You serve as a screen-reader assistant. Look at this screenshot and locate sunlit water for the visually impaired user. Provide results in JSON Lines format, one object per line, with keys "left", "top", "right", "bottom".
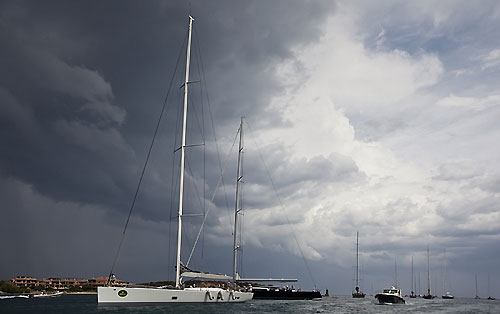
{"left": 1, "top": 294, "right": 499, "bottom": 313}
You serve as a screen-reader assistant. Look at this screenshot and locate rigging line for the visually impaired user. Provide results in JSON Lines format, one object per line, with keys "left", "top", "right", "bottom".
{"left": 201, "top": 58, "right": 206, "bottom": 269}
{"left": 243, "top": 117, "right": 318, "bottom": 288}
{"left": 168, "top": 69, "right": 185, "bottom": 281}
{"left": 238, "top": 132, "right": 245, "bottom": 277}
{"left": 173, "top": 86, "right": 184, "bottom": 150}
{"left": 193, "top": 26, "right": 233, "bottom": 233}
{"left": 180, "top": 161, "right": 196, "bottom": 265}
{"left": 187, "top": 92, "right": 206, "bottom": 143}
{"left": 186, "top": 38, "right": 205, "bottom": 143}
{"left": 239, "top": 189, "right": 245, "bottom": 277}
{"left": 168, "top": 153, "right": 182, "bottom": 277}
{"left": 185, "top": 156, "right": 205, "bottom": 217}
{"left": 191, "top": 34, "right": 207, "bottom": 266}
{"left": 182, "top": 220, "right": 195, "bottom": 269}
{"left": 107, "top": 29, "right": 188, "bottom": 282}
{"left": 186, "top": 126, "right": 240, "bottom": 266}
{"left": 182, "top": 161, "right": 201, "bottom": 256}
{"left": 188, "top": 33, "right": 209, "bottom": 268}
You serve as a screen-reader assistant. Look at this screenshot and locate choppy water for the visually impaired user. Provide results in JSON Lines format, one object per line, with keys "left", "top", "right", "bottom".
{"left": 1, "top": 294, "right": 499, "bottom": 313}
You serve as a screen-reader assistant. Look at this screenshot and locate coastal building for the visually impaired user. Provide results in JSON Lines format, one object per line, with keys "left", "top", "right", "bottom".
{"left": 10, "top": 276, "right": 129, "bottom": 289}
{"left": 12, "top": 276, "right": 38, "bottom": 287}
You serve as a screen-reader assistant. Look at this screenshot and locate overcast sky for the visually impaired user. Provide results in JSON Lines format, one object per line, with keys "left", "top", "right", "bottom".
{"left": 2, "top": 0, "right": 500, "bottom": 297}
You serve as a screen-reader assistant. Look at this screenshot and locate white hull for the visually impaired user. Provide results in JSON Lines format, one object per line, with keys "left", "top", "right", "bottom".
{"left": 98, "top": 286, "right": 253, "bottom": 304}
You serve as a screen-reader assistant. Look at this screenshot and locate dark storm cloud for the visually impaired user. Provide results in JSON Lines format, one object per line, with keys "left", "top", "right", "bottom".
{"left": 0, "top": 0, "right": 334, "bottom": 210}
{"left": 183, "top": 0, "right": 336, "bottom": 130}
{"left": 0, "top": 1, "right": 140, "bottom": 213}
{"left": 0, "top": 0, "right": 335, "bottom": 282}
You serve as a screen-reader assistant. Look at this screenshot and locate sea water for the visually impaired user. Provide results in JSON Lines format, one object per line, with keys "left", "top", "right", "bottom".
{"left": 1, "top": 294, "right": 499, "bottom": 313}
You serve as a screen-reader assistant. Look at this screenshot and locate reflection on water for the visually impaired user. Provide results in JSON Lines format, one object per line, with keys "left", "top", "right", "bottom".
{"left": 1, "top": 294, "right": 499, "bottom": 314}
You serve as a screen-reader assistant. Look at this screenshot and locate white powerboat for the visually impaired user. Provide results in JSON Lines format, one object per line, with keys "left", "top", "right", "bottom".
{"left": 375, "top": 286, "right": 405, "bottom": 304}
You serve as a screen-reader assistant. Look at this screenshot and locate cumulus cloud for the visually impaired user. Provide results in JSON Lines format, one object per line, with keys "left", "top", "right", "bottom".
{"left": 230, "top": 4, "right": 445, "bottom": 266}
{"left": 480, "top": 48, "right": 500, "bottom": 70}
{"left": 227, "top": 5, "right": 500, "bottom": 295}
{"left": 437, "top": 93, "right": 500, "bottom": 112}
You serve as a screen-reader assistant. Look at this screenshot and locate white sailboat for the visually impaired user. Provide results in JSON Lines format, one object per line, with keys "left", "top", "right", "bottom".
{"left": 423, "top": 246, "right": 435, "bottom": 299}
{"left": 409, "top": 256, "right": 416, "bottom": 298}
{"left": 475, "top": 273, "right": 480, "bottom": 299}
{"left": 98, "top": 16, "right": 253, "bottom": 304}
{"left": 352, "top": 231, "right": 365, "bottom": 298}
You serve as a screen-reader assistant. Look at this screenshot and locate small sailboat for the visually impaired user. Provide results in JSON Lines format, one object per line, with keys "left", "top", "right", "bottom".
{"left": 474, "top": 273, "right": 480, "bottom": 299}
{"left": 441, "top": 249, "right": 454, "bottom": 299}
{"left": 409, "top": 256, "right": 416, "bottom": 298}
{"left": 423, "top": 247, "right": 435, "bottom": 299}
{"left": 97, "top": 16, "right": 253, "bottom": 304}
{"left": 352, "top": 231, "right": 365, "bottom": 298}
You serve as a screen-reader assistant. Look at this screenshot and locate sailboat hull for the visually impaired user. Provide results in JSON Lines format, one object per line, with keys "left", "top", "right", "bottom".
{"left": 251, "top": 288, "right": 321, "bottom": 300}
{"left": 98, "top": 286, "right": 253, "bottom": 304}
{"left": 352, "top": 292, "right": 365, "bottom": 298}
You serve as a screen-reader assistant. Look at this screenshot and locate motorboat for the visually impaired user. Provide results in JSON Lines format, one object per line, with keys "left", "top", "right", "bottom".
{"left": 441, "top": 291, "right": 454, "bottom": 299}
{"left": 33, "top": 291, "right": 63, "bottom": 298}
{"left": 375, "top": 286, "right": 405, "bottom": 304}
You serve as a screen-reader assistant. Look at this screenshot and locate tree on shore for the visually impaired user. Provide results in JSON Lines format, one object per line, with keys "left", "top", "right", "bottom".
{"left": 0, "top": 280, "right": 21, "bottom": 294}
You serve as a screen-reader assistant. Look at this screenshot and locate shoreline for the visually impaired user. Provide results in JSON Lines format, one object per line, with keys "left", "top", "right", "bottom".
{"left": 0, "top": 291, "right": 97, "bottom": 296}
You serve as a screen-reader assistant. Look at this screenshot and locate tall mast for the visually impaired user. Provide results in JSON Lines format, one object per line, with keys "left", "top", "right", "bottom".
{"left": 418, "top": 271, "right": 421, "bottom": 295}
{"left": 475, "top": 273, "right": 479, "bottom": 297}
{"left": 443, "top": 248, "right": 447, "bottom": 293}
{"left": 411, "top": 256, "right": 414, "bottom": 295}
{"left": 175, "top": 15, "right": 194, "bottom": 288}
{"left": 355, "top": 231, "right": 359, "bottom": 289}
{"left": 488, "top": 273, "right": 491, "bottom": 297}
{"left": 233, "top": 117, "right": 244, "bottom": 288}
{"left": 395, "top": 257, "right": 398, "bottom": 288}
{"left": 427, "top": 246, "right": 431, "bottom": 296}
